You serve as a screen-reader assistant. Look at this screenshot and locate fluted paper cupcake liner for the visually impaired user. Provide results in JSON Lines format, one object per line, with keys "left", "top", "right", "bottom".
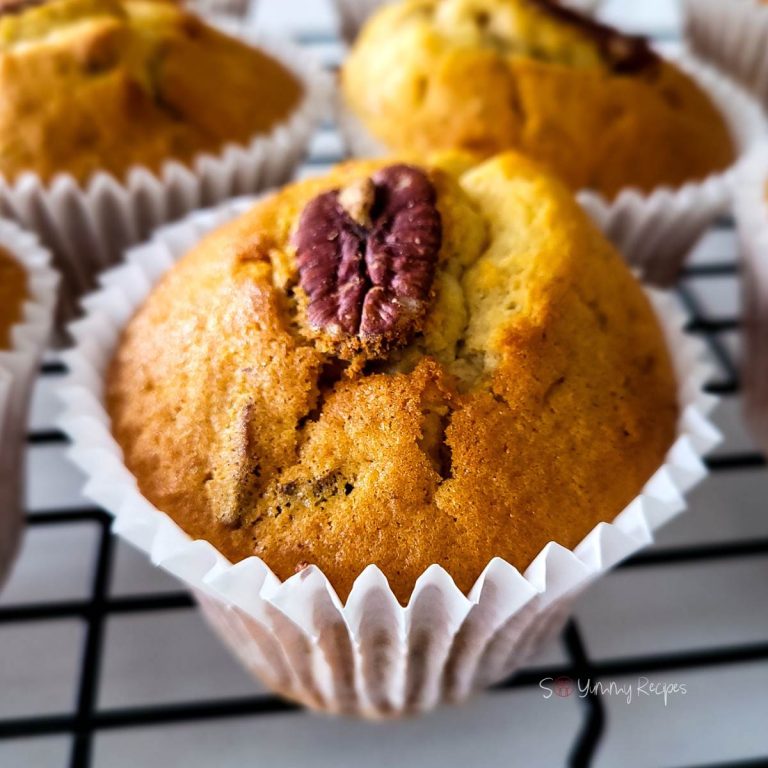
{"left": 0, "top": 33, "right": 332, "bottom": 329}
{"left": 58, "top": 198, "right": 720, "bottom": 717}
{"left": 339, "top": 51, "right": 766, "bottom": 286}
{"left": 332, "top": 0, "right": 604, "bottom": 44}
{"left": 734, "top": 142, "right": 768, "bottom": 453}
{"left": 187, "top": 0, "right": 253, "bottom": 22}
{"left": 0, "top": 221, "right": 59, "bottom": 588}
{"left": 684, "top": 0, "right": 768, "bottom": 109}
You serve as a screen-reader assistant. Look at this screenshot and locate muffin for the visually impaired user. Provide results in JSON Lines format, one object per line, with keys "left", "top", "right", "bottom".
{"left": 0, "top": 245, "right": 26, "bottom": 582}
{"left": 0, "top": 224, "right": 58, "bottom": 588}
{"left": 341, "top": 0, "right": 734, "bottom": 201}
{"left": 106, "top": 153, "right": 679, "bottom": 604}
{"left": 0, "top": 0, "right": 300, "bottom": 183}
{"left": 0, "top": 246, "right": 26, "bottom": 347}
{"left": 684, "top": 0, "right": 768, "bottom": 109}
{"left": 0, "top": 0, "right": 329, "bottom": 323}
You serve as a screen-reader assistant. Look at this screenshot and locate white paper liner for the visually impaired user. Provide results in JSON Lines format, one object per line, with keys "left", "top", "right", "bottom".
{"left": 0, "top": 221, "right": 59, "bottom": 588}
{"left": 332, "top": 0, "right": 604, "bottom": 44}
{"left": 332, "top": 0, "right": 390, "bottom": 43}
{"left": 683, "top": 0, "right": 768, "bottom": 109}
{"left": 734, "top": 141, "right": 768, "bottom": 453}
{"left": 0, "top": 32, "right": 332, "bottom": 327}
{"left": 187, "top": 0, "right": 251, "bottom": 21}
{"left": 339, "top": 51, "right": 767, "bottom": 287}
{"left": 57, "top": 198, "right": 720, "bottom": 717}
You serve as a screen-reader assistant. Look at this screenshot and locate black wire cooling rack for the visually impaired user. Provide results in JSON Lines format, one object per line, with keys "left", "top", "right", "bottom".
{"left": 1, "top": 16, "right": 768, "bottom": 768}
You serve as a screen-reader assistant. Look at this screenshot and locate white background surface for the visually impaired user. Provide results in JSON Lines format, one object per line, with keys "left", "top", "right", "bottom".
{"left": 1, "top": 1, "right": 767, "bottom": 766}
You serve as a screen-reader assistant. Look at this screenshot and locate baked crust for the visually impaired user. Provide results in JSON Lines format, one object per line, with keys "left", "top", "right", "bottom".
{"left": 341, "top": 0, "right": 734, "bottom": 200}
{"left": 0, "top": 0, "right": 302, "bottom": 183}
{"left": 107, "top": 153, "right": 678, "bottom": 603}
{"left": 0, "top": 246, "right": 26, "bottom": 349}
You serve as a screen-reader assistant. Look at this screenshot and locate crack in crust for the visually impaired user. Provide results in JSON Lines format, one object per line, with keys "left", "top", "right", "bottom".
{"left": 293, "top": 164, "right": 443, "bottom": 361}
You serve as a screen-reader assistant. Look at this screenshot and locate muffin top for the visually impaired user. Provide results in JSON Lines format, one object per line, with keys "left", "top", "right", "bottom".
{"left": 341, "top": 0, "right": 734, "bottom": 199}
{"left": 107, "top": 153, "right": 678, "bottom": 603}
{"left": 0, "top": 245, "right": 26, "bottom": 348}
{"left": 0, "top": 0, "right": 303, "bottom": 183}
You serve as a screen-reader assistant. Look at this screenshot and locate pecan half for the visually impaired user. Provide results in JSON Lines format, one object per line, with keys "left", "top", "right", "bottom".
{"left": 526, "top": 0, "right": 656, "bottom": 74}
{"left": 293, "top": 164, "right": 442, "bottom": 358}
{"left": 0, "top": 0, "right": 48, "bottom": 16}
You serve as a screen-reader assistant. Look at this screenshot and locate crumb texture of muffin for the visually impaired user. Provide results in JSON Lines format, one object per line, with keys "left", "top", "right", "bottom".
{"left": 0, "top": 0, "right": 303, "bottom": 183}
{"left": 0, "top": 245, "right": 26, "bottom": 348}
{"left": 341, "top": 0, "right": 734, "bottom": 199}
{"left": 107, "top": 153, "right": 678, "bottom": 603}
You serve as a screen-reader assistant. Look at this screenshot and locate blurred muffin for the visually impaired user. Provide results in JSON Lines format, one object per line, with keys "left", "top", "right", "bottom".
{"left": 341, "top": 0, "right": 734, "bottom": 200}
{"left": 0, "top": 246, "right": 25, "bottom": 348}
{"left": 0, "top": 0, "right": 328, "bottom": 326}
{"left": 0, "top": 224, "right": 58, "bottom": 589}
{"left": 107, "top": 152, "right": 678, "bottom": 603}
{"left": 0, "top": 0, "right": 302, "bottom": 183}
{"left": 0, "top": 245, "right": 27, "bottom": 586}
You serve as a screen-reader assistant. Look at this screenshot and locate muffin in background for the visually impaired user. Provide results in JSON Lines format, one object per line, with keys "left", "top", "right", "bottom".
{"left": 0, "top": 246, "right": 27, "bottom": 586}
{"left": 106, "top": 152, "right": 678, "bottom": 603}
{"left": 0, "top": 0, "right": 301, "bottom": 183}
{"left": 0, "top": 225, "right": 58, "bottom": 589}
{"left": 0, "top": 0, "right": 328, "bottom": 324}
{"left": 684, "top": 0, "right": 768, "bottom": 109}
{"left": 0, "top": 248, "right": 25, "bottom": 348}
{"left": 340, "top": 0, "right": 734, "bottom": 201}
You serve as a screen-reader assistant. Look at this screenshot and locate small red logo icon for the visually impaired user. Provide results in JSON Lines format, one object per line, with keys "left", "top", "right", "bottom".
{"left": 554, "top": 677, "right": 574, "bottom": 697}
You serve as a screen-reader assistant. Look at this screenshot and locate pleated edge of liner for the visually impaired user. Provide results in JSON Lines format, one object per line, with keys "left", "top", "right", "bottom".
{"left": 734, "top": 141, "right": 768, "bottom": 252}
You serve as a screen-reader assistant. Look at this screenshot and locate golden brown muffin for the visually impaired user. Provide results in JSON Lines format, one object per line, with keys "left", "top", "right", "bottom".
{"left": 107, "top": 153, "right": 678, "bottom": 603}
{"left": 0, "top": 246, "right": 26, "bottom": 348}
{"left": 0, "top": 0, "right": 302, "bottom": 183}
{"left": 341, "top": 0, "right": 734, "bottom": 200}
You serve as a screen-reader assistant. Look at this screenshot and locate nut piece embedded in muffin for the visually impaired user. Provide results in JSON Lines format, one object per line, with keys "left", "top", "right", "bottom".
{"left": 341, "top": 0, "right": 734, "bottom": 199}
{"left": 0, "top": 0, "right": 303, "bottom": 183}
{"left": 0, "top": 245, "right": 26, "bottom": 349}
{"left": 293, "top": 164, "right": 443, "bottom": 362}
{"left": 107, "top": 153, "right": 679, "bottom": 603}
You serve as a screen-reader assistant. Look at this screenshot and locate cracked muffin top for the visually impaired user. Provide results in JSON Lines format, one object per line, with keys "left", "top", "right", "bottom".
{"left": 0, "top": 0, "right": 302, "bottom": 184}
{"left": 107, "top": 153, "right": 678, "bottom": 603}
{"left": 0, "top": 246, "right": 26, "bottom": 349}
{"left": 341, "top": 0, "right": 734, "bottom": 200}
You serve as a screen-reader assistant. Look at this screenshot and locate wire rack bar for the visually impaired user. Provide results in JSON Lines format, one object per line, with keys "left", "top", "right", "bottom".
{"left": 69, "top": 518, "right": 114, "bottom": 767}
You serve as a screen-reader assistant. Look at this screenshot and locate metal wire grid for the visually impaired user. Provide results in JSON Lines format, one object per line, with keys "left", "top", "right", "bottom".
{"left": 1, "top": 22, "right": 767, "bottom": 768}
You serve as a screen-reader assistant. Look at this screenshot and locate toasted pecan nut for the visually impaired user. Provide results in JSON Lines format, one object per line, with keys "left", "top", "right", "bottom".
{"left": 293, "top": 164, "right": 442, "bottom": 359}
{"left": 0, "top": 0, "right": 47, "bottom": 15}
{"left": 526, "top": 0, "right": 656, "bottom": 73}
